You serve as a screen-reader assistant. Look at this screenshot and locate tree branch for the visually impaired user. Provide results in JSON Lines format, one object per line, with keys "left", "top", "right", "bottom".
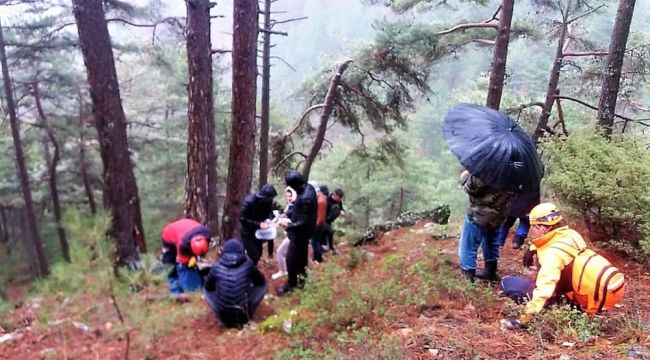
{"left": 554, "top": 95, "right": 637, "bottom": 123}
{"left": 259, "top": 28, "right": 287, "bottom": 36}
{"left": 269, "top": 55, "right": 296, "bottom": 71}
{"left": 270, "top": 16, "right": 308, "bottom": 26}
{"left": 272, "top": 151, "right": 307, "bottom": 173}
{"left": 562, "top": 51, "right": 608, "bottom": 57}
{"left": 567, "top": 4, "right": 605, "bottom": 24}
{"left": 286, "top": 104, "right": 325, "bottom": 137}
{"left": 437, "top": 21, "right": 498, "bottom": 36}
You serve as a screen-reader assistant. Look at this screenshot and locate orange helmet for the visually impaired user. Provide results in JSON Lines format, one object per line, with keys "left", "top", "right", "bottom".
{"left": 190, "top": 236, "right": 209, "bottom": 256}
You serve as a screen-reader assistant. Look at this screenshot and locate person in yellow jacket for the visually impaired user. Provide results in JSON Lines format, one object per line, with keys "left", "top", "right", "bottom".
{"left": 500, "top": 203, "right": 625, "bottom": 329}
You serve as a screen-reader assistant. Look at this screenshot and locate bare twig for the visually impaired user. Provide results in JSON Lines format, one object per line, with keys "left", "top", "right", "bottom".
{"left": 437, "top": 21, "right": 498, "bottom": 35}
{"left": 286, "top": 104, "right": 325, "bottom": 137}
{"left": 269, "top": 55, "right": 296, "bottom": 71}
{"left": 567, "top": 4, "right": 605, "bottom": 24}
{"left": 270, "top": 16, "right": 308, "bottom": 26}
{"left": 259, "top": 28, "right": 287, "bottom": 36}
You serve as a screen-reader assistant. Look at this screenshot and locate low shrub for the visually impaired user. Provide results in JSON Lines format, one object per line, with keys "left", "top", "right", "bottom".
{"left": 542, "top": 128, "right": 650, "bottom": 262}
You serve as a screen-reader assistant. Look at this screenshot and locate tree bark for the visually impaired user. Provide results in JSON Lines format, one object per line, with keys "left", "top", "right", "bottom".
{"left": 32, "top": 77, "right": 70, "bottom": 262}
{"left": 78, "top": 92, "right": 97, "bottom": 214}
{"left": 184, "top": 0, "right": 219, "bottom": 235}
{"left": 485, "top": 0, "right": 514, "bottom": 110}
{"left": 71, "top": 0, "right": 146, "bottom": 266}
{"left": 258, "top": 0, "right": 272, "bottom": 188}
{"left": 532, "top": 0, "right": 571, "bottom": 143}
{"left": 301, "top": 60, "right": 352, "bottom": 179}
{"left": 0, "top": 21, "right": 49, "bottom": 277}
{"left": 221, "top": 0, "right": 258, "bottom": 241}
{"left": 597, "top": 0, "right": 636, "bottom": 137}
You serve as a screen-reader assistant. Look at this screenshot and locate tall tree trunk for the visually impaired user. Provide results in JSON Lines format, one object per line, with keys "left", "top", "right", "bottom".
{"left": 78, "top": 92, "right": 97, "bottom": 214}
{"left": 185, "top": 0, "right": 219, "bottom": 234}
{"left": 396, "top": 186, "right": 404, "bottom": 217}
{"left": 485, "top": 0, "right": 514, "bottom": 110}
{"left": 532, "top": 0, "right": 571, "bottom": 143}
{"left": 71, "top": 0, "right": 146, "bottom": 266}
{"left": 259, "top": 0, "right": 272, "bottom": 188}
{"left": 222, "top": 0, "right": 258, "bottom": 241}
{"left": 32, "top": 77, "right": 70, "bottom": 262}
{"left": 597, "top": 0, "right": 636, "bottom": 137}
{"left": 301, "top": 60, "right": 352, "bottom": 179}
{"left": 0, "top": 21, "right": 49, "bottom": 277}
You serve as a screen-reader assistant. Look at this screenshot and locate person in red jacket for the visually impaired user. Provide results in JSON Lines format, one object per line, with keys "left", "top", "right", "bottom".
{"left": 161, "top": 218, "right": 211, "bottom": 294}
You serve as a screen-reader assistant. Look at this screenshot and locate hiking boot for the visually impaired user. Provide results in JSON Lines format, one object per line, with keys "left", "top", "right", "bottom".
{"left": 511, "top": 235, "right": 525, "bottom": 249}
{"left": 461, "top": 268, "right": 476, "bottom": 283}
{"left": 276, "top": 284, "right": 294, "bottom": 296}
{"left": 475, "top": 261, "right": 500, "bottom": 283}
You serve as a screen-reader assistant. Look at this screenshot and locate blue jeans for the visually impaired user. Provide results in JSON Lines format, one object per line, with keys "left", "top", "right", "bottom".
{"left": 167, "top": 263, "right": 203, "bottom": 294}
{"left": 496, "top": 216, "right": 530, "bottom": 247}
{"left": 458, "top": 215, "right": 500, "bottom": 271}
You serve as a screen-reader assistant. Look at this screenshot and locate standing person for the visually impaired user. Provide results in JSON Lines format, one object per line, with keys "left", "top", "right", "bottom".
{"left": 203, "top": 239, "right": 268, "bottom": 328}
{"left": 324, "top": 188, "right": 345, "bottom": 254}
{"left": 160, "top": 218, "right": 211, "bottom": 294}
{"left": 272, "top": 186, "right": 296, "bottom": 280}
{"left": 276, "top": 170, "right": 317, "bottom": 295}
{"left": 501, "top": 203, "right": 625, "bottom": 329}
{"left": 311, "top": 183, "right": 329, "bottom": 263}
{"left": 496, "top": 191, "right": 540, "bottom": 249}
{"left": 239, "top": 184, "right": 277, "bottom": 265}
{"left": 271, "top": 186, "right": 296, "bottom": 280}
{"left": 459, "top": 170, "right": 513, "bottom": 282}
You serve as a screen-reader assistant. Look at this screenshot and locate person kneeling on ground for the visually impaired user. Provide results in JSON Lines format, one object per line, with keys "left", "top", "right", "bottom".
{"left": 500, "top": 203, "right": 625, "bottom": 329}
{"left": 203, "top": 239, "right": 268, "bottom": 328}
{"left": 161, "top": 218, "right": 211, "bottom": 294}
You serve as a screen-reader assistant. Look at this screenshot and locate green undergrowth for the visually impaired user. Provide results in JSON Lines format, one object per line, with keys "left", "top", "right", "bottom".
{"left": 271, "top": 248, "right": 497, "bottom": 358}
{"left": 25, "top": 209, "right": 195, "bottom": 351}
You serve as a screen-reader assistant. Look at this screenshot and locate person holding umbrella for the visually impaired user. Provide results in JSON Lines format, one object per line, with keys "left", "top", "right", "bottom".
{"left": 443, "top": 104, "right": 544, "bottom": 282}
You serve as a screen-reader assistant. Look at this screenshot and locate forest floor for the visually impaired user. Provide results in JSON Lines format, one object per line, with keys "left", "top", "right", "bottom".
{"left": 1, "top": 220, "right": 649, "bottom": 359}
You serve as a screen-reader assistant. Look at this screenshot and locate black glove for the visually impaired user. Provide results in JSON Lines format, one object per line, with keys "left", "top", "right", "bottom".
{"left": 522, "top": 248, "right": 536, "bottom": 268}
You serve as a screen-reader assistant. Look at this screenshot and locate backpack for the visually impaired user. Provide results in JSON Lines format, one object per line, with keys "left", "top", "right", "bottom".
{"left": 550, "top": 242, "right": 625, "bottom": 314}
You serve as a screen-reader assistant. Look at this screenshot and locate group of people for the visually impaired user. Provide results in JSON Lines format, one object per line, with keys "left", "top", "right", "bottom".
{"left": 159, "top": 170, "right": 345, "bottom": 328}
{"left": 458, "top": 170, "right": 626, "bottom": 329}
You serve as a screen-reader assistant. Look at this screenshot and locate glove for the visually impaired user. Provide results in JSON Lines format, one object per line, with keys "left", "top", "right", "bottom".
{"left": 500, "top": 318, "right": 523, "bottom": 330}
{"left": 522, "top": 248, "right": 535, "bottom": 268}
{"left": 188, "top": 256, "right": 197, "bottom": 268}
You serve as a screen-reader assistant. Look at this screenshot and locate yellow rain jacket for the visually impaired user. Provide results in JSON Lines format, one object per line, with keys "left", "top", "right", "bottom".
{"left": 524, "top": 226, "right": 625, "bottom": 318}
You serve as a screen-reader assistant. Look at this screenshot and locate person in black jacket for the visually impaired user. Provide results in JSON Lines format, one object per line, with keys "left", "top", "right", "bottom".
{"left": 276, "top": 170, "right": 317, "bottom": 295}
{"left": 203, "top": 239, "right": 268, "bottom": 328}
{"left": 324, "top": 188, "right": 345, "bottom": 253}
{"left": 239, "top": 184, "right": 277, "bottom": 265}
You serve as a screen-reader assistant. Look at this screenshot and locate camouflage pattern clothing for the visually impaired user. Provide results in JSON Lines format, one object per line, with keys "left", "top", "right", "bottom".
{"left": 460, "top": 171, "right": 513, "bottom": 230}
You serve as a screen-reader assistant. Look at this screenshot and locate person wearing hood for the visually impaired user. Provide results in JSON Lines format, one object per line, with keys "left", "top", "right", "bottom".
{"left": 500, "top": 203, "right": 625, "bottom": 329}
{"left": 309, "top": 182, "right": 329, "bottom": 263}
{"left": 203, "top": 239, "right": 268, "bottom": 328}
{"left": 239, "top": 184, "right": 278, "bottom": 265}
{"left": 160, "top": 218, "right": 211, "bottom": 294}
{"left": 276, "top": 170, "right": 317, "bottom": 295}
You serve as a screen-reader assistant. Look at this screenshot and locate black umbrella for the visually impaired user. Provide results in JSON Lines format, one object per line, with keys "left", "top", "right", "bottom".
{"left": 442, "top": 103, "right": 543, "bottom": 193}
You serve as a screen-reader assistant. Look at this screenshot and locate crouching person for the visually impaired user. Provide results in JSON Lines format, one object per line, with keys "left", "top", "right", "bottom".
{"left": 501, "top": 203, "right": 625, "bottom": 329}
{"left": 161, "top": 218, "right": 211, "bottom": 294}
{"left": 203, "top": 239, "right": 268, "bottom": 328}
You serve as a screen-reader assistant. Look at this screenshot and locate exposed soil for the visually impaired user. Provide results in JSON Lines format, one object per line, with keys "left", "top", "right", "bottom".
{"left": 1, "top": 221, "right": 649, "bottom": 359}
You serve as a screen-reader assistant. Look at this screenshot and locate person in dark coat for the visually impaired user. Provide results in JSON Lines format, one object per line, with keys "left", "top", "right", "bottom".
{"left": 239, "top": 184, "right": 278, "bottom": 265}
{"left": 276, "top": 170, "right": 317, "bottom": 295}
{"left": 160, "top": 219, "right": 211, "bottom": 294}
{"left": 323, "top": 188, "right": 345, "bottom": 253}
{"left": 203, "top": 239, "right": 268, "bottom": 328}
{"left": 496, "top": 190, "right": 540, "bottom": 249}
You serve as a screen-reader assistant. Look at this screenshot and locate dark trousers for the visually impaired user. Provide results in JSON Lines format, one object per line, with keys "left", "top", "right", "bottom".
{"left": 242, "top": 232, "right": 263, "bottom": 265}
{"left": 311, "top": 227, "right": 325, "bottom": 262}
{"left": 264, "top": 239, "right": 274, "bottom": 257}
{"left": 202, "top": 281, "right": 268, "bottom": 328}
{"left": 286, "top": 234, "right": 309, "bottom": 288}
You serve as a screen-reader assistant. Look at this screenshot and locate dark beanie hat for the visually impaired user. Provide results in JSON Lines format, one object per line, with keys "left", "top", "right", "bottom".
{"left": 222, "top": 238, "right": 244, "bottom": 254}
{"left": 257, "top": 184, "right": 278, "bottom": 199}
